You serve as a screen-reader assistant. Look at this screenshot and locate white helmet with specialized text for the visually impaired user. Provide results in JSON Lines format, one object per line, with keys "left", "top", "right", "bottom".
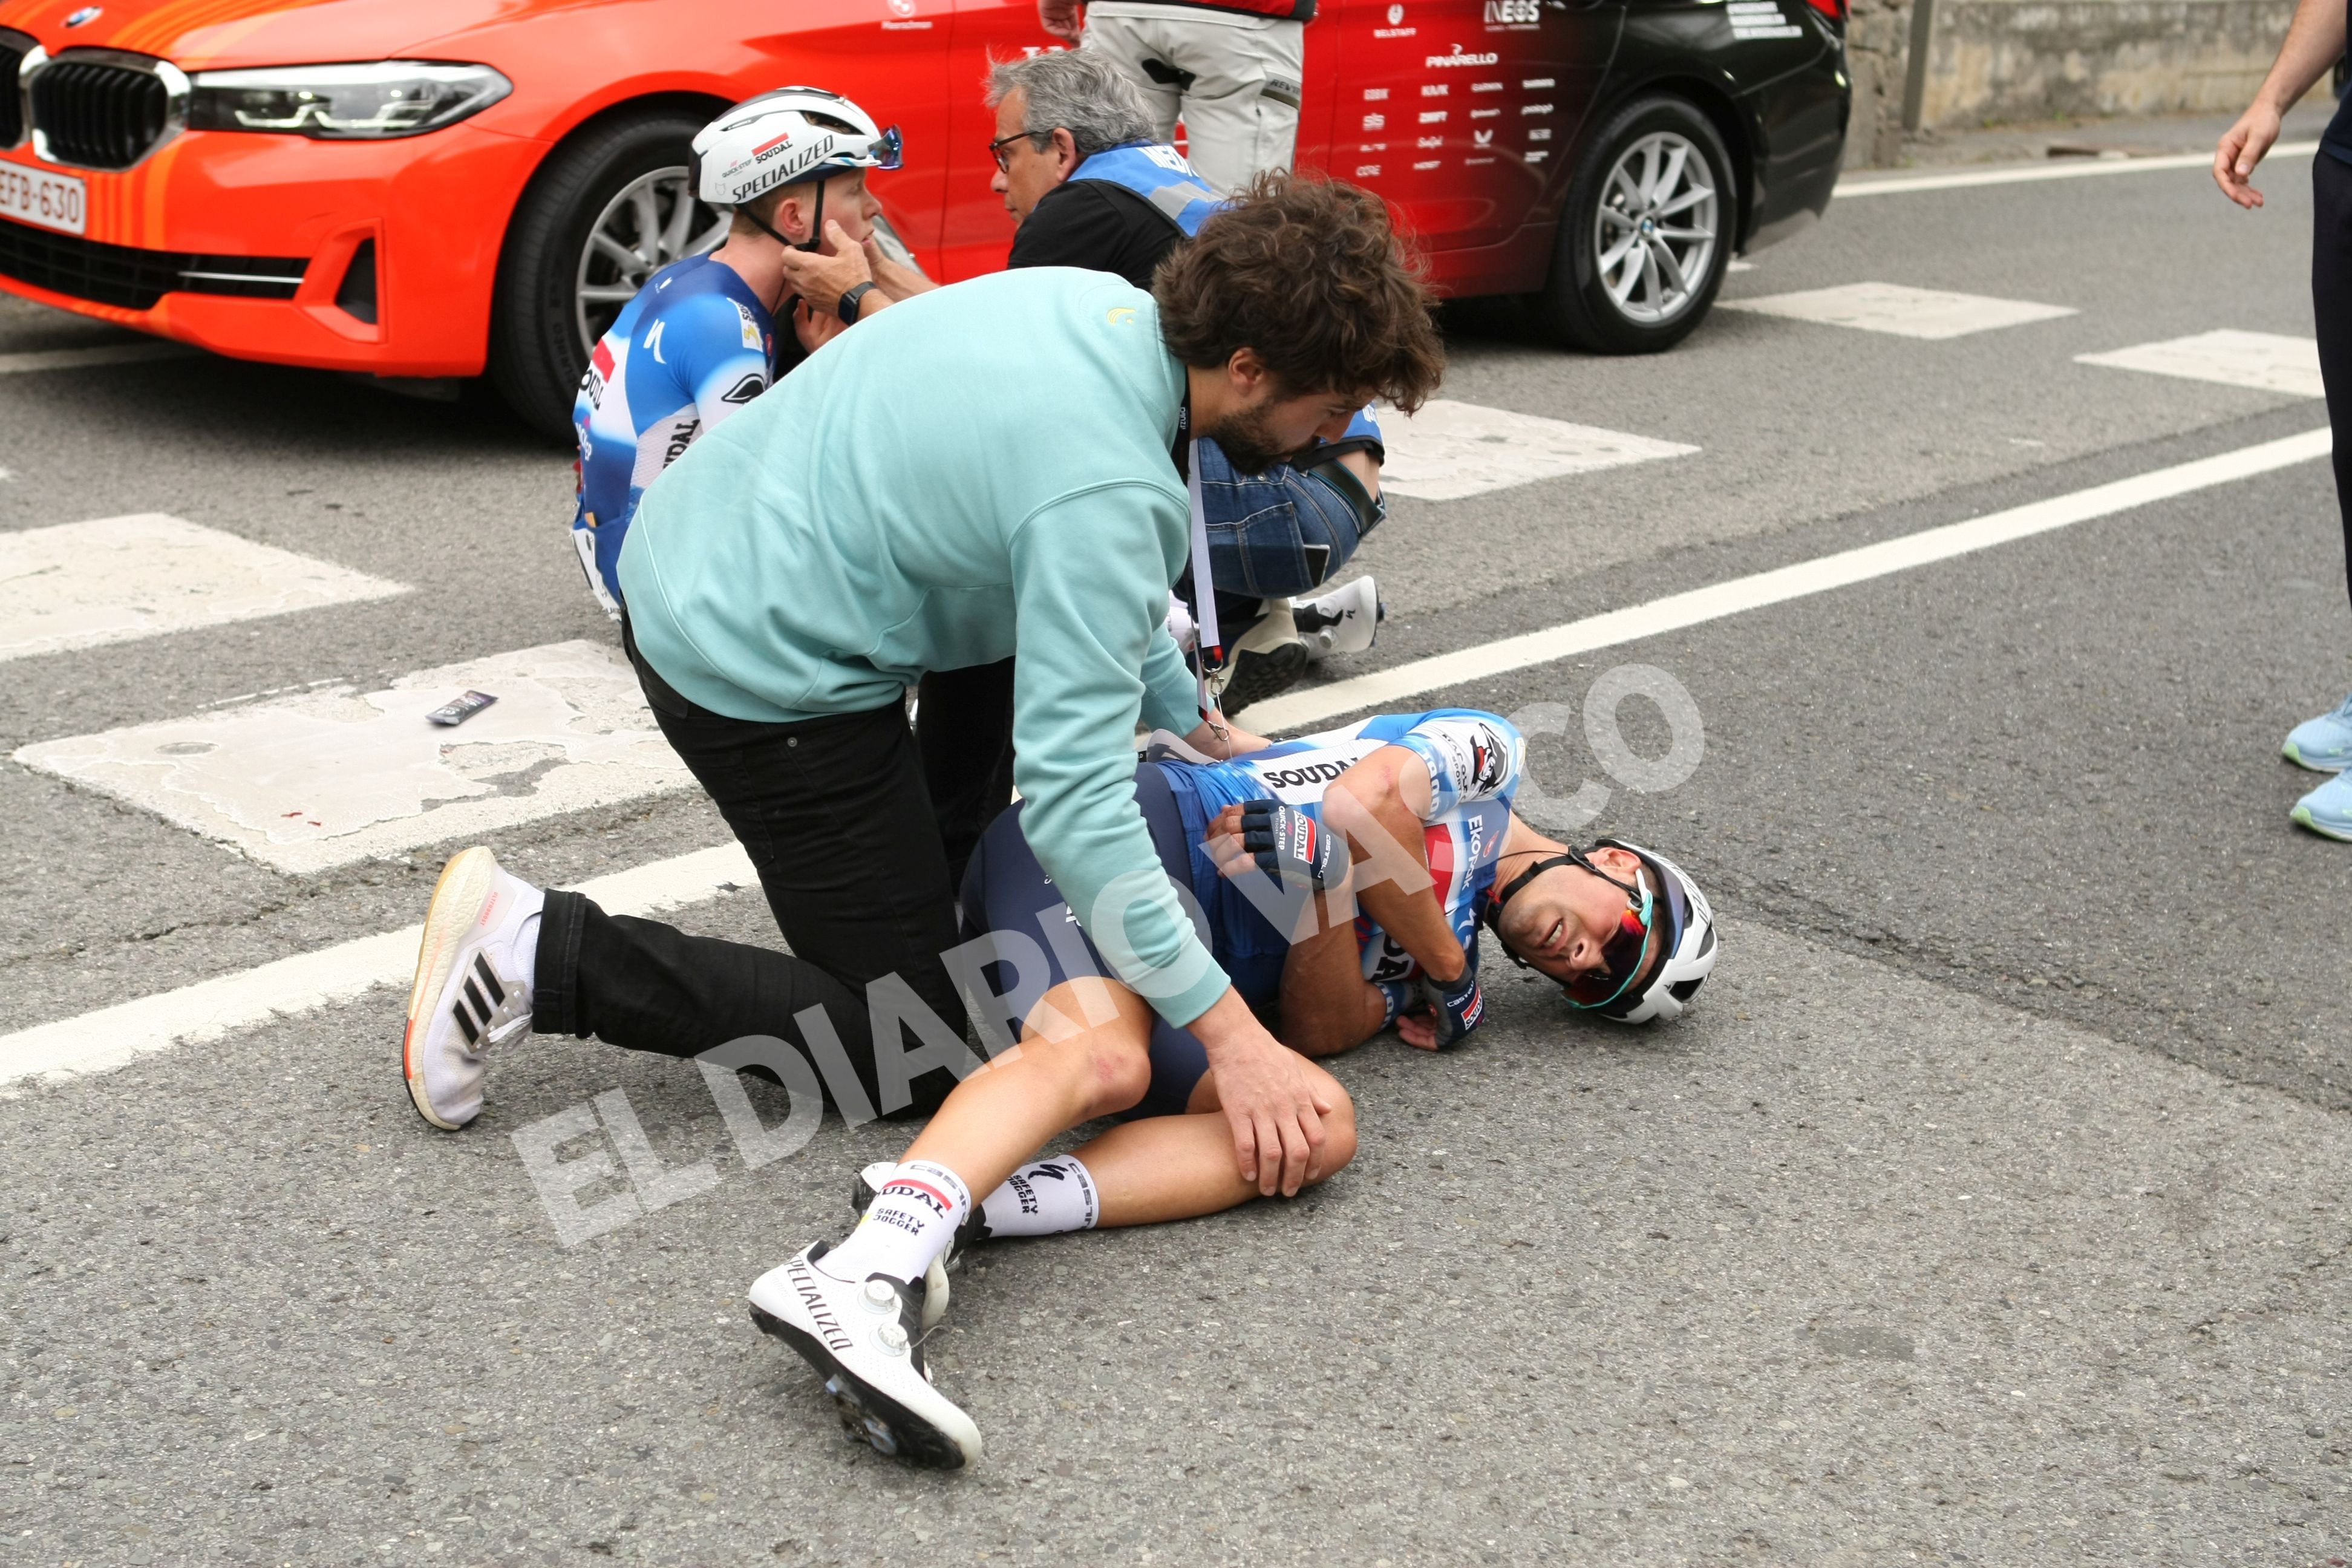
{"left": 688, "top": 87, "right": 903, "bottom": 209}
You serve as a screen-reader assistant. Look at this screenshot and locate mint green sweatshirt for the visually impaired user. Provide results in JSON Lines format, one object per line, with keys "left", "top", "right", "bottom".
{"left": 618, "top": 267, "right": 1227, "bottom": 1026}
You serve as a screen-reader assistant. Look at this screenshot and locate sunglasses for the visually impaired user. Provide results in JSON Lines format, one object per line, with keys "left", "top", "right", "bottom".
{"left": 1486, "top": 845, "right": 1656, "bottom": 1010}
{"left": 1562, "top": 879, "right": 1653, "bottom": 1010}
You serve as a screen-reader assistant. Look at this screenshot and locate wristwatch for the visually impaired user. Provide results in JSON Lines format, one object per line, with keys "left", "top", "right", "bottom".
{"left": 838, "top": 281, "right": 878, "bottom": 325}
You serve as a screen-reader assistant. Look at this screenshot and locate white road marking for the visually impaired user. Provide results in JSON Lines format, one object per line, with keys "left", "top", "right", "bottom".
{"left": 1834, "top": 141, "right": 2318, "bottom": 198}
{"left": 0, "top": 513, "right": 408, "bottom": 662}
{"left": 1252, "top": 424, "right": 2333, "bottom": 732}
{"left": 0, "top": 843, "right": 758, "bottom": 1091}
{"left": 1726, "top": 260, "right": 1755, "bottom": 273}
{"left": 13, "top": 639, "right": 694, "bottom": 874}
{"left": 5, "top": 425, "right": 2332, "bottom": 1092}
{"left": 2076, "top": 329, "right": 2324, "bottom": 399}
{"left": 1378, "top": 398, "right": 1697, "bottom": 501}
{"left": 1719, "top": 281, "right": 2077, "bottom": 339}
{"left": 0, "top": 342, "right": 197, "bottom": 374}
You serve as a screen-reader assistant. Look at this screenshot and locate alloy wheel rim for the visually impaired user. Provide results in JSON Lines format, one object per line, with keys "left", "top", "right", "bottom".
{"left": 573, "top": 165, "right": 731, "bottom": 355}
{"left": 1592, "top": 131, "right": 1718, "bottom": 327}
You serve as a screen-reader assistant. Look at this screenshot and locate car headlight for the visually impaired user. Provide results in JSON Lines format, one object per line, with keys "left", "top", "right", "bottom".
{"left": 186, "top": 62, "right": 511, "bottom": 139}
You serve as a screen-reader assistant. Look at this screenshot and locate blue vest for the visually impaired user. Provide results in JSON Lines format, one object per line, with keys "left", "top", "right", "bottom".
{"left": 1069, "top": 142, "right": 1223, "bottom": 237}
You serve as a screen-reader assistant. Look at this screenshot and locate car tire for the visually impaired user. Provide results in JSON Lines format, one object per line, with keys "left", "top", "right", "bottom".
{"left": 1532, "top": 96, "right": 1735, "bottom": 355}
{"left": 489, "top": 107, "right": 727, "bottom": 442}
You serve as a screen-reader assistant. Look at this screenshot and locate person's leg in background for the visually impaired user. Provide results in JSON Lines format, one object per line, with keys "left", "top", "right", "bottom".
{"left": 2288, "top": 150, "right": 2352, "bottom": 838}
{"left": 917, "top": 658, "right": 1018, "bottom": 892}
{"left": 1083, "top": 10, "right": 1185, "bottom": 145}
{"left": 1082, "top": 10, "right": 1302, "bottom": 191}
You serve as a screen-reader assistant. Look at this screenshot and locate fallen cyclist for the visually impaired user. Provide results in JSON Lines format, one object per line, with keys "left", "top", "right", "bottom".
{"left": 748, "top": 708, "right": 1719, "bottom": 1467}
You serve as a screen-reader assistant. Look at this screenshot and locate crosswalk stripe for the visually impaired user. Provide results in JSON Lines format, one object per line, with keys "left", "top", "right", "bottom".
{"left": 2, "top": 424, "right": 2331, "bottom": 1093}
{"left": 0, "top": 843, "right": 757, "bottom": 1091}
{"left": 0, "top": 513, "right": 408, "bottom": 662}
{"left": 13, "top": 639, "right": 693, "bottom": 874}
{"left": 1834, "top": 142, "right": 2319, "bottom": 198}
{"left": 1719, "top": 281, "right": 2076, "bottom": 339}
{"left": 2076, "top": 330, "right": 2325, "bottom": 400}
{"left": 1379, "top": 399, "right": 1697, "bottom": 500}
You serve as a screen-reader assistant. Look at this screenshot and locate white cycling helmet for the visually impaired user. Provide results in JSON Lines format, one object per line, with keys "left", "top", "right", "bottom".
{"left": 1482, "top": 836, "right": 1718, "bottom": 1024}
{"left": 1592, "top": 839, "right": 1717, "bottom": 1024}
{"left": 689, "top": 87, "right": 903, "bottom": 211}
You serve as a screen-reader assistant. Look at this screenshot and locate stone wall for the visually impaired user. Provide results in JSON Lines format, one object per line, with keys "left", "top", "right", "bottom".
{"left": 1835, "top": 0, "right": 2299, "bottom": 166}
{"left": 1920, "top": 0, "right": 2298, "bottom": 127}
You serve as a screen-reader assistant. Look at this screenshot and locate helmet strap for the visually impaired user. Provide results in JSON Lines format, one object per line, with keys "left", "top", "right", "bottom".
{"left": 1479, "top": 846, "right": 1644, "bottom": 971}
{"left": 734, "top": 175, "right": 829, "bottom": 254}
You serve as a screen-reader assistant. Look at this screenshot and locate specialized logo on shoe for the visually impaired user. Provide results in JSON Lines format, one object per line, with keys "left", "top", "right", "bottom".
{"left": 789, "top": 1256, "right": 853, "bottom": 1354}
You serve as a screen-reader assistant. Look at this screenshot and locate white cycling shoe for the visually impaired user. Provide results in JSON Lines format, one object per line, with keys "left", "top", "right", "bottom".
{"left": 748, "top": 1243, "right": 982, "bottom": 1469}
{"left": 401, "top": 846, "right": 542, "bottom": 1130}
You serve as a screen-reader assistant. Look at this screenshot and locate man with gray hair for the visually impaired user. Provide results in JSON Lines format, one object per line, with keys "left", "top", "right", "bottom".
{"left": 988, "top": 48, "right": 1215, "bottom": 287}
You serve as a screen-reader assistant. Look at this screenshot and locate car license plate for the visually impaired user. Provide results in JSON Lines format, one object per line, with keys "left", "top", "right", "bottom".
{"left": 0, "top": 163, "right": 87, "bottom": 236}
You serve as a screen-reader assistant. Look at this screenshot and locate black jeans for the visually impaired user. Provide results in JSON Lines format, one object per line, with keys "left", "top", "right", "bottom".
{"left": 916, "top": 659, "right": 1018, "bottom": 892}
{"left": 531, "top": 631, "right": 969, "bottom": 1119}
{"left": 2314, "top": 151, "right": 2352, "bottom": 612}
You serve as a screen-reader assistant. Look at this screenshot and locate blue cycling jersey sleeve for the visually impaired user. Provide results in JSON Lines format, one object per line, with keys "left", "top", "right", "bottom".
{"left": 570, "top": 256, "right": 774, "bottom": 612}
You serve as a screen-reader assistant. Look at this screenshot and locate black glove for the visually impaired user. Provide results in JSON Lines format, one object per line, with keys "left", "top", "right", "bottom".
{"left": 1238, "top": 799, "right": 1350, "bottom": 890}
{"left": 1419, "top": 945, "right": 1485, "bottom": 1051}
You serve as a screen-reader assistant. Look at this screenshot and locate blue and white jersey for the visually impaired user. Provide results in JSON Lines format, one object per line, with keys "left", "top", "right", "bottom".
{"left": 1155, "top": 709, "right": 1524, "bottom": 999}
{"left": 570, "top": 255, "right": 776, "bottom": 616}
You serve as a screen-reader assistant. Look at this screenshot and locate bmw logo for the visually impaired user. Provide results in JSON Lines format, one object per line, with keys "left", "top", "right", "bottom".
{"left": 62, "top": 4, "right": 99, "bottom": 23}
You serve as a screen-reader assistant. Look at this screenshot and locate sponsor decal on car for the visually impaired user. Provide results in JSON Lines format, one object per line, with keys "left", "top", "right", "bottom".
{"left": 1426, "top": 46, "right": 1500, "bottom": 67}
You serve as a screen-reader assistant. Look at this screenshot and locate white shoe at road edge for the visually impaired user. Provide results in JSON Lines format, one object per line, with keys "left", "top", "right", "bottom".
{"left": 402, "top": 846, "right": 541, "bottom": 1131}
{"left": 748, "top": 1242, "right": 982, "bottom": 1469}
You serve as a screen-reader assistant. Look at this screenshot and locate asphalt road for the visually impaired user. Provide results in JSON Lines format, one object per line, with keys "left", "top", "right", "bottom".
{"left": 3, "top": 121, "right": 2348, "bottom": 1566}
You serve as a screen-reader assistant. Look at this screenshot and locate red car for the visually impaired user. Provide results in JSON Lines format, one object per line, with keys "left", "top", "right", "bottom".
{"left": 0, "top": 0, "right": 1847, "bottom": 435}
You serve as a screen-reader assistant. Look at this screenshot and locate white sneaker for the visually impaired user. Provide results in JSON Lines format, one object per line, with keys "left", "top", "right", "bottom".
{"left": 748, "top": 1243, "right": 983, "bottom": 1469}
{"left": 401, "top": 847, "right": 541, "bottom": 1130}
{"left": 1296, "top": 576, "right": 1383, "bottom": 659}
{"left": 1214, "top": 599, "right": 1311, "bottom": 716}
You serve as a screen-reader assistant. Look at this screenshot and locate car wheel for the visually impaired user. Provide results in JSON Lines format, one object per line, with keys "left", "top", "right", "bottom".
{"left": 489, "top": 108, "right": 731, "bottom": 441}
{"left": 1532, "top": 96, "right": 1734, "bottom": 354}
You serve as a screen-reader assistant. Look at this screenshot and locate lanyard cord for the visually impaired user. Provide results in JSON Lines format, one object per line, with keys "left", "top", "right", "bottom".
{"left": 1174, "top": 396, "right": 1222, "bottom": 720}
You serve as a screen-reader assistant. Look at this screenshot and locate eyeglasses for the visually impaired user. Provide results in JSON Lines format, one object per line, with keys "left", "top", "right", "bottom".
{"left": 987, "top": 129, "right": 1050, "bottom": 172}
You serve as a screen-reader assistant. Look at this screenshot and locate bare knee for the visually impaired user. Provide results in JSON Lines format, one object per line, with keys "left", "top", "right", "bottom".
{"left": 1008, "top": 1019, "right": 1151, "bottom": 1122}
{"left": 1305, "top": 1079, "right": 1358, "bottom": 1186}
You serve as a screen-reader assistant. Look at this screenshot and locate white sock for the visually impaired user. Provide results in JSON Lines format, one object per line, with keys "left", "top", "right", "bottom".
{"left": 979, "top": 1155, "right": 1100, "bottom": 1239}
{"left": 820, "top": 1160, "right": 972, "bottom": 1285}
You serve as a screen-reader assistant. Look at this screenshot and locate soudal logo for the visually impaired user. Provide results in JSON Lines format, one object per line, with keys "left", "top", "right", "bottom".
{"left": 1257, "top": 760, "right": 1349, "bottom": 790}
{"left": 662, "top": 417, "right": 700, "bottom": 466}
{"left": 1426, "top": 46, "right": 1500, "bottom": 66}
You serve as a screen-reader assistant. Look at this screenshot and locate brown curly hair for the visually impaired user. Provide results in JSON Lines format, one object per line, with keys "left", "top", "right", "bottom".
{"left": 1153, "top": 172, "right": 1445, "bottom": 413}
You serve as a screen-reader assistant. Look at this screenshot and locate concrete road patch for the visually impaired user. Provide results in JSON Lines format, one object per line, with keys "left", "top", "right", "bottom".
{"left": 13, "top": 639, "right": 691, "bottom": 874}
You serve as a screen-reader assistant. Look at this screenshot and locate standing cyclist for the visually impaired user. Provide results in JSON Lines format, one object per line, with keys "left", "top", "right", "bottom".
{"left": 1042, "top": 0, "right": 1310, "bottom": 193}
{"left": 569, "top": 87, "right": 905, "bottom": 621}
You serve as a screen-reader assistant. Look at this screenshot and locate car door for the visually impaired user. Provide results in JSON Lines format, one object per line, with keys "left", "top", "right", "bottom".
{"left": 936, "top": 0, "right": 1068, "bottom": 281}
{"left": 1328, "top": 0, "right": 1621, "bottom": 258}
{"left": 745, "top": 0, "right": 956, "bottom": 261}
